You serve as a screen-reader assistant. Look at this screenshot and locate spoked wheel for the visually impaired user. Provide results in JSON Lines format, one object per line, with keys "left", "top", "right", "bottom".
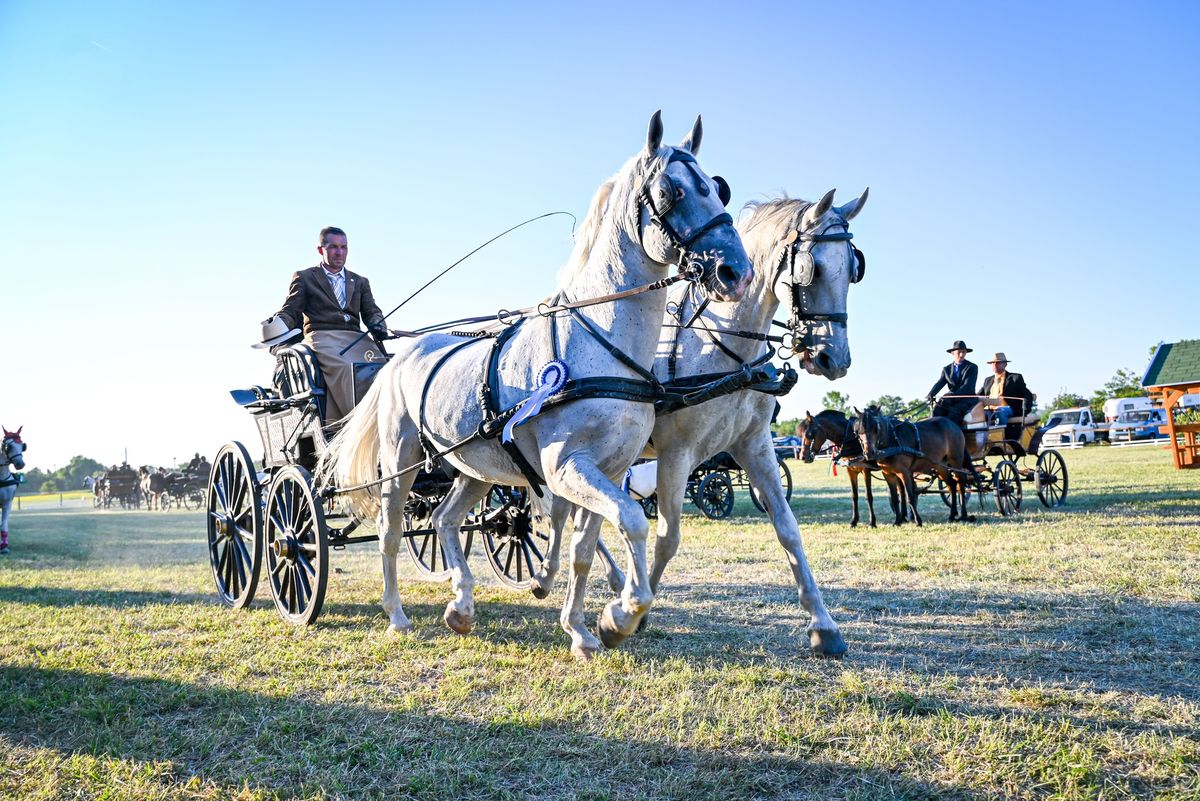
{"left": 750, "top": 460, "right": 794, "bottom": 513}
{"left": 695, "top": 471, "right": 735, "bottom": 519}
{"left": 160, "top": 492, "right": 173, "bottom": 511}
{"left": 1035, "top": 449, "right": 1068, "bottom": 507}
{"left": 993, "top": 459, "right": 1023, "bottom": 517}
{"left": 481, "top": 486, "right": 550, "bottom": 590}
{"left": 404, "top": 491, "right": 474, "bottom": 581}
{"left": 206, "top": 442, "right": 262, "bottom": 609}
{"left": 937, "top": 475, "right": 973, "bottom": 508}
{"left": 263, "top": 466, "right": 328, "bottom": 625}
{"left": 184, "top": 488, "right": 205, "bottom": 511}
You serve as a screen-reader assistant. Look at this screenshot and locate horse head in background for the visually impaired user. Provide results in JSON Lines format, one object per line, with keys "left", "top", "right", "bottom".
{"left": 1, "top": 426, "right": 28, "bottom": 554}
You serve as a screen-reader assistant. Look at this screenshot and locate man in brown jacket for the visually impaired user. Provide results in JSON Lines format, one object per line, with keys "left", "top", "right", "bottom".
{"left": 274, "top": 226, "right": 389, "bottom": 423}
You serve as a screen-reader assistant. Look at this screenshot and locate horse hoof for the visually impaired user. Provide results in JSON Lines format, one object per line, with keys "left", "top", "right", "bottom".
{"left": 636, "top": 612, "right": 649, "bottom": 634}
{"left": 808, "top": 628, "right": 847, "bottom": 657}
{"left": 530, "top": 583, "right": 550, "bottom": 600}
{"left": 597, "top": 606, "right": 629, "bottom": 649}
{"left": 444, "top": 608, "right": 473, "bottom": 635}
{"left": 387, "top": 623, "right": 414, "bottom": 636}
{"left": 849, "top": 520, "right": 858, "bottom": 528}
{"left": 571, "top": 642, "right": 598, "bottom": 661}
{"left": 965, "top": 515, "right": 977, "bottom": 523}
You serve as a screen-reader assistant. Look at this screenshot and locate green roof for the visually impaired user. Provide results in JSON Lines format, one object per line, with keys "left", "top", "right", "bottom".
{"left": 1143, "top": 340, "right": 1200, "bottom": 388}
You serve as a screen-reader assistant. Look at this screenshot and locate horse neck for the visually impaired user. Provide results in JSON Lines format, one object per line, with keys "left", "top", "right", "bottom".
{"left": 556, "top": 215, "right": 670, "bottom": 372}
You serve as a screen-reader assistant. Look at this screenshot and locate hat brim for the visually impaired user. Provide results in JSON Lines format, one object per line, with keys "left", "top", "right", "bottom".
{"left": 946, "top": 347, "right": 974, "bottom": 353}
{"left": 987, "top": 359, "right": 1009, "bottom": 364}
{"left": 252, "top": 328, "right": 302, "bottom": 349}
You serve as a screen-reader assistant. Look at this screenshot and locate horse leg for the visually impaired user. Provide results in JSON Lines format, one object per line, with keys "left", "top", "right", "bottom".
{"left": 848, "top": 470, "right": 861, "bottom": 528}
{"left": 863, "top": 469, "right": 878, "bottom": 528}
{"left": 434, "top": 476, "right": 492, "bottom": 635}
{"left": 377, "top": 446, "right": 421, "bottom": 635}
{"left": 547, "top": 456, "right": 653, "bottom": 648}
{"left": 559, "top": 508, "right": 605, "bottom": 659}
{"left": 0, "top": 491, "right": 11, "bottom": 554}
{"left": 736, "top": 443, "right": 845, "bottom": 656}
{"left": 889, "top": 475, "right": 906, "bottom": 525}
{"left": 530, "top": 494, "right": 572, "bottom": 600}
{"left": 902, "top": 466, "right": 923, "bottom": 526}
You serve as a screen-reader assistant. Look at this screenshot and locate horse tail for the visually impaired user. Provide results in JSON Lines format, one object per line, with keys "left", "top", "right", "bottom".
{"left": 319, "top": 365, "right": 392, "bottom": 523}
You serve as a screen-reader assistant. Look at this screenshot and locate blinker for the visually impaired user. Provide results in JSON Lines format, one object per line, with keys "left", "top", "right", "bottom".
{"left": 713, "top": 176, "right": 731, "bottom": 207}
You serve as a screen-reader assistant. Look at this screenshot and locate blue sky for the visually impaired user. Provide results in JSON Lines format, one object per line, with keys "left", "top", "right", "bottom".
{"left": 3, "top": 1, "right": 1197, "bottom": 471}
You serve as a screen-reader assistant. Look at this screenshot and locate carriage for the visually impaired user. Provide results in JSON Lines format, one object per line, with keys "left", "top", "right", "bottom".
{"left": 95, "top": 467, "right": 141, "bottom": 509}
{"left": 206, "top": 343, "right": 553, "bottom": 625}
{"left": 630, "top": 451, "right": 794, "bottom": 521}
{"left": 158, "top": 470, "right": 206, "bottom": 511}
{"left": 917, "top": 400, "right": 1068, "bottom": 516}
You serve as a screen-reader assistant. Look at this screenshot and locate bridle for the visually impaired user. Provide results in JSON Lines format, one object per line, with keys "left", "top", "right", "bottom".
{"left": 775, "top": 206, "right": 866, "bottom": 354}
{"left": 636, "top": 149, "right": 736, "bottom": 289}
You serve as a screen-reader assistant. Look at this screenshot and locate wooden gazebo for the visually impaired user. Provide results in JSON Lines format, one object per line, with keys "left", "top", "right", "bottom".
{"left": 1142, "top": 340, "right": 1200, "bottom": 469}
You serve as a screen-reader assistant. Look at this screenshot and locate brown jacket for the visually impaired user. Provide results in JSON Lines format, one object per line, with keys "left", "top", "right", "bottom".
{"left": 276, "top": 265, "right": 385, "bottom": 336}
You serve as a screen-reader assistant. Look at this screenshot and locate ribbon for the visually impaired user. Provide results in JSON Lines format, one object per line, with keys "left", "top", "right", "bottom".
{"left": 502, "top": 360, "right": 569, "bottom": 443}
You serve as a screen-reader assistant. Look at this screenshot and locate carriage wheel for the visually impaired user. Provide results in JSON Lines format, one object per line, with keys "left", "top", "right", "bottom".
{"left": 750, "top": 460, "right": 793, "bottom": 513}
{"left": 481, "top": 486, "right": 550, "bottom": 590}
{"left": 993, "top": 459, "right": 1022, "bottom": 517}
{"left": 184, "top": 488, "right": 204, "bottom": 511}
{"left": 206, "top": 442, "right": 262, "bottom": 609}
{"left": 404, "top": 492, "right": 474, "bottom": 581}
{"left": 264, "top": 466, "right": 328, "bottom": 625}
{"left": 161, "top": 492, "right": 173, "bottom": 511}
{"left": 695, "top": 471, "right": 735, "bottom": 519}
{"left": 1035, "top": 450, "right": 1068, "bottom": 508}
{"left": 639, "top": 494, "right": 658, "bottom": 520}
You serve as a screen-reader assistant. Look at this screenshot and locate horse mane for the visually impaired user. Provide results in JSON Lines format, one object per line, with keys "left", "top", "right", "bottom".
{"left": 737, "top": 196, "right": 810, "bottom": 263}
{"left": 554, "top": 147, "right": 672, "bottom": 291}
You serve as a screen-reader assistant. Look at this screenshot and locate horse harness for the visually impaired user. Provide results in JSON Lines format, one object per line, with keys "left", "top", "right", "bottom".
{"left": 777, "top": 204, "right": 865, "bottom": 353}
{"left": 866, "top": 414, "right": 925, "bottom": 460}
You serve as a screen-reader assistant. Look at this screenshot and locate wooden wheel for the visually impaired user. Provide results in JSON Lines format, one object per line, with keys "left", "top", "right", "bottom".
{"left": 206, "top": 442, "right": 262, "bottom": 609}
{"left": 750, "top": 460, "right": 793, "bottom": 513}
{"left": 695, "top": 471, "right": 735, "bottom": 519}
{"left": 404, "top": 490, "right": 474, "bottom": 581}
{"left": 264, "top": 466, "right": 328, "bottom": 625}
{"left": 1035, "top": 450, "right": 1068, "bottom": 508}
{"left": 993, "top": 459, "right": 1022, "bottom": 517}
{"left": 481, "top": 486, "right": 550, "bottom": 590}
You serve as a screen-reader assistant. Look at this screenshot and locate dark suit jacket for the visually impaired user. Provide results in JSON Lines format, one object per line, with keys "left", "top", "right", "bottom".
{"left": 928, "top": 360, "right": 978, "bottom": 401}
{"left": 276, "top": 265, "right": 385, "bottom": 337}
{"left": 979, "top": 372, "right": 1033, "bottom": 416}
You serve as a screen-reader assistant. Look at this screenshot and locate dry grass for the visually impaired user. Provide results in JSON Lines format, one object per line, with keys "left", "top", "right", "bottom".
{"left": 0, "top": 445, "right": 1197, "bottom": 800}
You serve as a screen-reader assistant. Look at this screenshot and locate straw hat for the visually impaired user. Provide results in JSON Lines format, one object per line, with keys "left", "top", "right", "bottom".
{"left": 987, "top": 352, "right": 1010, "bottom": 364}
{"left": 252, "top": 315, "right": 301, "bottom": 349}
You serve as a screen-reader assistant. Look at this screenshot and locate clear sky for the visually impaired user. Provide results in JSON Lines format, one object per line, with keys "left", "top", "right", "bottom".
{"left": 3, "top": 0, "right": 1197, "bottom": 471}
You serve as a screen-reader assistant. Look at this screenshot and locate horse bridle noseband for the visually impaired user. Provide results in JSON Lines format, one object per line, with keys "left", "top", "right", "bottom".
{"left": 637, "top": 150, "right": 735, "bottom": 283}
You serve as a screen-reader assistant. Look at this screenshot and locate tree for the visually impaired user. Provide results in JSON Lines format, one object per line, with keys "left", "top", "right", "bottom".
{"left": 1090, "top": 368, "right": 1144, "bottom": 418}
{"left": 865, "top": 394, "right": 907, "bottom": 415}
{"left": 820, "top": 390, "right": 851, "bottom": 415}
{"left": 773, "top": 418, "right": 801, "bottom": 437}
{"left": 1046, "top": 391, "right": 1088, "bottom": 413}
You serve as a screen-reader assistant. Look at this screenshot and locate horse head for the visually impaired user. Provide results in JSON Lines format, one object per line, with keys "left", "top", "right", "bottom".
{"left": 853, "top": 406, "right": 885, "bottom": 459}
{"left": 763, "top": 189, "right": 867, "bottom": 380}
{"left": 597, "top": 112, "right": 753, "bottom": 301}
{"left": 1, "top": 426, "right": 25, "bottom": 471}
{"left": 800, "top": 409, "right": 847, "bottom": 463}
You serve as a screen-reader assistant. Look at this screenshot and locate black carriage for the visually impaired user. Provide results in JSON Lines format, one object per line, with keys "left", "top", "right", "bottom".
{"left": 96, "top": 467, "right": 141, "bottom": 509}
{"left": 917, "top": 401, "right": 1068, "bottom": 516}
{"left": 206, "top": 344, "right": 551, "bottom": 626}
{"left": 158, "top": 470, "right": 206, "bottom": 511}
{"left": 633, "top": 451, "right": 792, "bottom": 521}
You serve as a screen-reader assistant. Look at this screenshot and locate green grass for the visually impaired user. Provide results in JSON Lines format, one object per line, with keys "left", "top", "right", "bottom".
{"left": 0, "top": 446, "right": 1197, "bottom": 800}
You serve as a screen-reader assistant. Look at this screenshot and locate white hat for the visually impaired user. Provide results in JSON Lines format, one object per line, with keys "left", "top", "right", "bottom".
{"left": 252, "top": 315, "right": 301, "bottom": 349}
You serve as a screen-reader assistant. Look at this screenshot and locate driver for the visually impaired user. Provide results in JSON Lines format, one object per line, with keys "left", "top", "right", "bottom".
{"left": 267, "top": 226, "right": 392, "bottom": 423}
{"left": 927, "top": 340, "right": 979, "bottom": 423}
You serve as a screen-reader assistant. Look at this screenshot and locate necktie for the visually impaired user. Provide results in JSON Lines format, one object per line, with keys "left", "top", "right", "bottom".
{"left": 334, "top": 275, "right": 345, "bottom": 308}
{"left": 952, "top": 364, "right": 960, "bottom": 381}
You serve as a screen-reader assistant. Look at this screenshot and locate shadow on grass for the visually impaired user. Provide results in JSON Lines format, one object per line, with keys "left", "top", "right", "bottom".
{"left": 0, "top": 665, "right": 972, "bottom": 801}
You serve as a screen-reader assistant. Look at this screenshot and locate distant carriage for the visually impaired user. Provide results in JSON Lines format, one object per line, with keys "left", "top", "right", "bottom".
{"left": 629, "top": 451, "right": 793, "bottom": 521}
{"left": 97, "top": 467, "right": 141, "bottom": 509}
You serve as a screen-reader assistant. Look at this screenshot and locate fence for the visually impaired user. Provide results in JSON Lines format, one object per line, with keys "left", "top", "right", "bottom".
{"left": 12, "top": 492, "right": 96, "bottom": 510}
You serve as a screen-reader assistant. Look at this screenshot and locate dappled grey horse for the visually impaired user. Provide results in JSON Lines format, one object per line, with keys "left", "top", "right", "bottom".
{"left": 323, "top": 113, "right": 753, "bottom": 658}
{"left": 536, "top": 190, "right": 868, "bottom": 656}
{"left": 1, "top": 427, "right": 28, "bottom": 555}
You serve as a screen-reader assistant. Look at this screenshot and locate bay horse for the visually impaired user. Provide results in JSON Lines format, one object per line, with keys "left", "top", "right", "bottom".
{"left": 799, "top": 409, "right": 905, "bottom": 527}
{"left": 1, "top": 427, "right": 28, "bottom": 555}
{"left": 541, "top": 190, "right": 870, "bottom": 656}
{"left": 853, "top": 406, "right": 972, "bottom": 525}
{"left": 323, "top": 113, "right": 753, "bottom": 658}
{"left": 139, "top": 466, "right": 169, "bottom": 510}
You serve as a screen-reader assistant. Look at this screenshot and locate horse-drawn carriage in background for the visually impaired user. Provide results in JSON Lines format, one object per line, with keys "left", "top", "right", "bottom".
{"left": 94, "top": 465, "right": 141, "bottom": 509}
{"left": 206, "top": 343, "right": 552, "bottom": 625}
{"left": 625, "top": 451, "right": 793, "bottom": 521}
{"left": 159, "top": 470, "right": 207, "bottom": 510}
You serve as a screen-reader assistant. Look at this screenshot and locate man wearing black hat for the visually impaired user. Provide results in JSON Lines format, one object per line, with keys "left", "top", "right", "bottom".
{"left": 927, "top": 340, "right": 978, "bottom": 423}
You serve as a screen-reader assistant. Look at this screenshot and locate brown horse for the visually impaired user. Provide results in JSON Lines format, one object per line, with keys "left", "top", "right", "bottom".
{"left": 853, "top": 406, "right": 973, "bottom": 525}
{"left": 798, "top": 409, "right": 905, "bottom": 527}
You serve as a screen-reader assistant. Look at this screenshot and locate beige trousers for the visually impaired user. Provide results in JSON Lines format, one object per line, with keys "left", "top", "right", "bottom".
{"left": 306, "top": 330, "right": 385, "bottom": 423}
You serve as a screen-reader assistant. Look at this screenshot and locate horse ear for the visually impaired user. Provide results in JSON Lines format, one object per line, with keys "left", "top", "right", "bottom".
{"left": 852, "top": 406, "right": 861, "bottom": 415}
{"left": 805, "top": 410, "right": 812, "bottom": 419}
{"left": 645, "top": 110, "right": 664, "bottom": 158}
{"left": 803, "top": 189, "right": 837, "bottom": 229}
{"left": 680, "top": 114, "right": 702, "bottom": 155}
{"left": 836, "top": 187, "right": 869, "bottom": 221}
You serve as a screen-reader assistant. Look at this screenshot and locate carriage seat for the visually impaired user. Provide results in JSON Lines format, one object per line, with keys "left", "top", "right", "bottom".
{"left": 273, "top": 344, "right": 326, "bottom": 419}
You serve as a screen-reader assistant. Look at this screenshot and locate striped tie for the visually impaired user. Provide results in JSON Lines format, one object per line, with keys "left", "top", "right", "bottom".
{"left": 334, "top": 275, "right": 345, "bottom": 308}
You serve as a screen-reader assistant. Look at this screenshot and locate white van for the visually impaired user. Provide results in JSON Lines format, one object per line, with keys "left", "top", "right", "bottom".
{"left": 1043, "top": 407, "right": 1096, "bottom": 445}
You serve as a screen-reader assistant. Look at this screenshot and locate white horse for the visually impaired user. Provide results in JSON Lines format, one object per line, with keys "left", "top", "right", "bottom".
{"left": 323, "top": 112, "right": 753, "bottom": 658}
{"left": 0, "top": 426, "right": 28, "bottom": 555}
{"left": 532, "top": 191, "right": 868, "bottom": 656}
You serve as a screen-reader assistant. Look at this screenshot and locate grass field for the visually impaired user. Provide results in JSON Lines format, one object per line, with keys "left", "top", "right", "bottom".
{"left": 1, "top": 446, "right": 1197, "bottom": 800}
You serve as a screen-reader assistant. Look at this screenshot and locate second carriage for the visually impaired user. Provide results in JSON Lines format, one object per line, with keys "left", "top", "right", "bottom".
{"left": 205, "top": 343, "right": 552, "bottom": 626}
{"left": 629, "top": 451, "right": 794, "bottom": 521}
